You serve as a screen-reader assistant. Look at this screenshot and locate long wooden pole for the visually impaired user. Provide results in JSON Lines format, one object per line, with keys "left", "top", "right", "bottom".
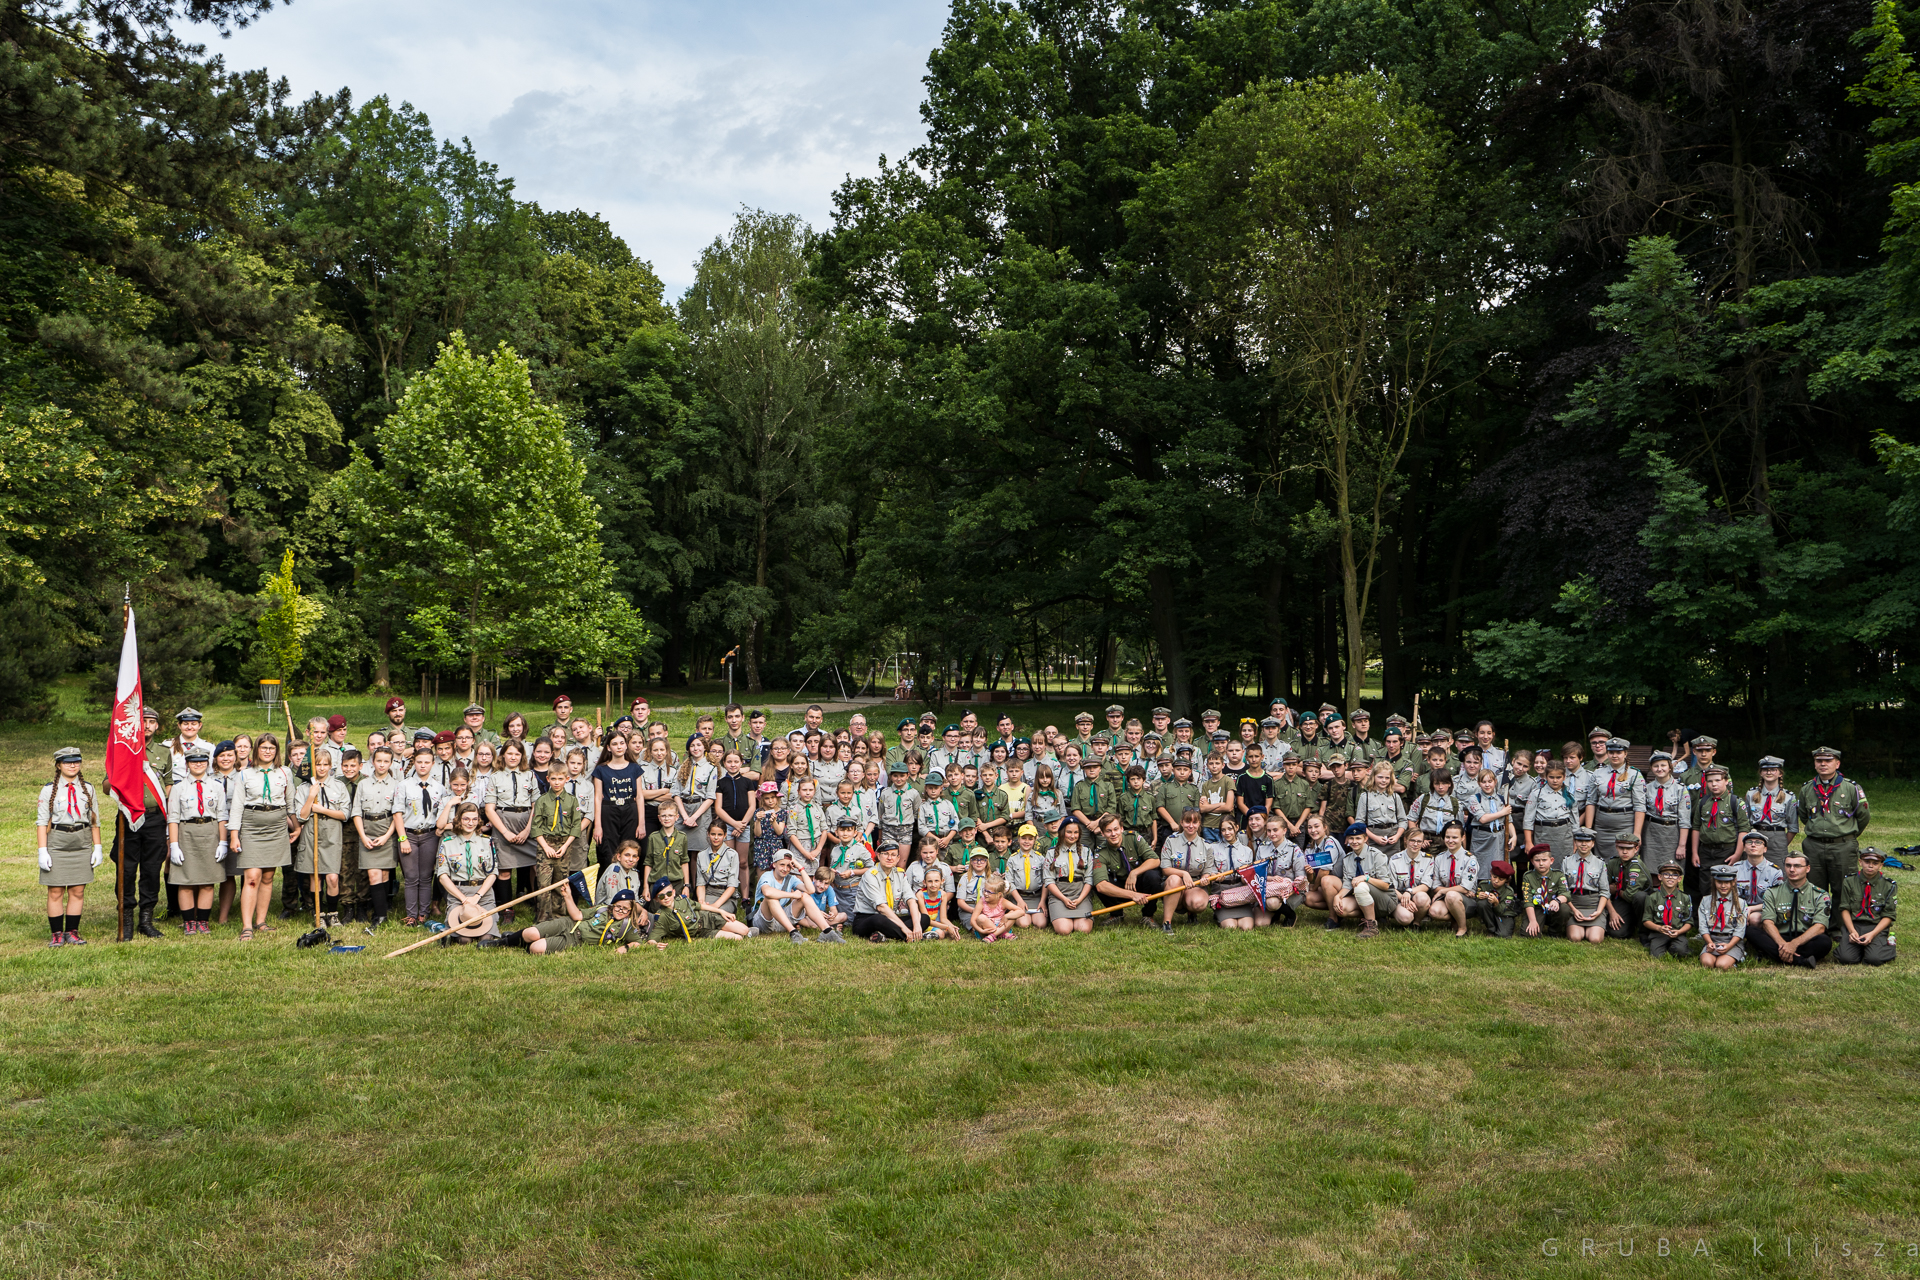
{"left": 1088, "top": 868, "right": 1238, "bottom": 917}
{"left": 381, "top": 881, "right": 566, "bottom": 958}
{"left": 280, "top": 691, "right": 320, "bottom": 932}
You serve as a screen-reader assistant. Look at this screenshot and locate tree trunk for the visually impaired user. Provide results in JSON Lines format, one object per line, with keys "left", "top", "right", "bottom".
{"left": 1146, "top": 566, "right": 1192, "bottom": 716}
{"left": 1377, "top": 511, "right": 1402, "bottom": 714}
{"left": 1091, "top": 623, "right": 1112, "bottom": 697}
{"left": 375, "top": 618, "right": 391, "bottom": 690}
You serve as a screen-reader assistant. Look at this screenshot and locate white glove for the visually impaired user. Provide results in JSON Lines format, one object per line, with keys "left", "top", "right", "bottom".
{"left": 38, "top": 847, "right": 51, "bottom": 872}
{"left": 90, "top": 843, "right": 103, "bottom": 867}
{"left": 169, "top": 842, "right": 184, "bottom": 865}
{"left": 214, "top": 841, "right": 227, "bottom": 862}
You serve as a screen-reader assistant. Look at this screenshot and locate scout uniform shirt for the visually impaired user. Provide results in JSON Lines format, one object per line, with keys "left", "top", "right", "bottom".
{"left": 789, "top": 797, "right": 832, "bottom": 855}
{"left": 1605, "top": 854, "right": 1648, "bottom": 901}
{"left": 645, "top": 826, "right": 690, "bottom": 889}
{"left": 566, "top": 904, "right": 647, "bottom": 948}
{"left": 531, "top": 787, "right": 582, "bottom": 858}
{"left": 488, "top": 768, "right": 537, "bottom": 820}
{"left": 1521, "top": 866, "right": 1572, "bottom": 915}
{"left": 875, "top": 783, "right": 922, "bottom": 837}
{"left": 1154, "top": 774, "right": 1201, "bottom": 825}
{"left": 1475, "top": 877, "right": 1518, "bottom": 920}
{"left": 1691, "top": 792, "right": 1749, "bottom": 862}
{"left": 1561, "top": 853, "right": 1611, "bottom": 905}
{"left": 166, "top": 771, "right": 228, "bottom": 827}
{"left": 954, "top": 863, "right": 995, "bottom": 915}
{"left": 1841, "top": 868, "right": 1898, "bottom": 926}
{"left": 1760, "top": 879, "right": 1832, "bottom": 936}
{"left": 1159, "top": 832, "right": 1215, "bottom": 878}
{"left": 1270, "top": 774, "right": 1317, "bottom": 830}
{"left": 397, "top": 774, "right": 445, "bottom": 834}
{"left": 1745, "top": 783, "right": 1799, "bottom": 835}
{"left": 1799, "top": 775, "right": 1869, "bottom": 841}
{"left": 1642, "top": 774, "right": 1691, "bottom": 830}
{"left": 1430, "top": 846, "right": 1476, "bottom": 893}
{"left": 648, "top": 896, "right": 722, "bottom": 941}
{"left": 1003, "top": 847, "right": 1051, "bottom": 901}
{"left": 1643, "top": 885, "right": 1693, "bottom": 932}
{"left": 435, "top": 833, "right": 497, "bottom": 883}
{"left": 1118, "top": 785, "right": 1158, "bottom": 838}
{"left": 828, "top": 794, "right": 874, "bottom": 837}
{"left": 1696, "top": 890, "right": 1746, "bottom": 942}
{"left": 1587, "top": 763, "right": 1647, "bottom": 820}
{"left": 1412, "top": 790, "right": 1466, "bottom": 836}
{"left": 920, "top": 793, "right": 960, "bottom": 840}
{"left": 694, "top": 843, "right": 739, "bottom": 900}
{"left": 1070, "top": 773, "right": 1120, "bottom": 827}
{"left": 1098, "top": 832, "right": 1156, "bottom": 886}
{"left": 39, "top": 776, "right": 97, "bottom": 828}
{"left": 830, "top": 835, "right": 876, "bottom": 904}
{"left": 596, "top": 860, "right": 647, "bottom": 905}
{"left": 1734, "top": 857, "right": 1782, "bottom": 906}
{"left": 1050, "top": 842, "right": 1102, "bottom": 893}
{"left": 853, "top": 864, "right": 911, "bottom": 917}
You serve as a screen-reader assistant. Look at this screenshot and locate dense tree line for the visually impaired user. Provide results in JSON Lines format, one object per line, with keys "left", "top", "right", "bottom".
{"left": 4, "top": 0, "right": 1919, "bottom": 753}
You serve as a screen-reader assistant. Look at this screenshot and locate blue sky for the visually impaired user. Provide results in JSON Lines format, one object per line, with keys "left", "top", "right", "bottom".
{"left": 219, "top": 0, "right": 951, "bottom": 295}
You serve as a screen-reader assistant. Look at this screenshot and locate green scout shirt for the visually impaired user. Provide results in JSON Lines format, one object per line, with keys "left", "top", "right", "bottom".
{"left": 1269, "top": 777, "right": 1317, "bottom": 827}
{"left": 1841, "top": 871, "right": 1898, "bottom": 923}
{"left": 1642, "top": 888, "right": 1693, "bottom": 931}
{"left": 531, "top": 789, "right": 582, "bottom": 857}
{"left": 1098, "top": 832, "right": 1156, "bottom": 883}
{"left": 1070, "top": 777, "right": 1120, "bottom": 827}
{"left": 645, "top": 827, "right": 690, "bottom": 888}
{"left": 1692, "top": 792, "right": 1749, "bottom": 849}
{"left": 1798, "top": 776, "right": 1870, "bottom": 840}
{"left": 1118, "top": 786, "right": 1158, "bottom": 837}
{"left": 1474, "top": 877, "right": 1518, "bottom": 919}
{"left": 565, "top": 906, "right": 646, "bottom": 948}
{"left": 1154, "top": 777, "right": 1201, "bottom": 825}
{"left": 647, "top": 898, "right": 723, "bottom": 941}
{"left": 1317, "top": 778, "right": 1353, "bottom": 833}
{"left": 1292, "top": 737, "right": 1336, "bottom": 766}
{"left": 1521, "top": 868, "right": 1571, "bottom": 914}
{"left": 1605, "top": 855, "right": 1648, "bottom": 899}
{"left": 1760, "top": 880, "right": 1832, "bottom": 935}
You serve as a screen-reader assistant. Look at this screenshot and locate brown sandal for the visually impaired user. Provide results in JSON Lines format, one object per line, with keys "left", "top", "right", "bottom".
{"left": 240, "top": 928, "right": 254, "bottom": 941}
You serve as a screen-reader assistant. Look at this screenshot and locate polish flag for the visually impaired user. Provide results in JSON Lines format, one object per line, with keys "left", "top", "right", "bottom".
{"left": 105, "top": 607, "right": 164, "bottom": 828}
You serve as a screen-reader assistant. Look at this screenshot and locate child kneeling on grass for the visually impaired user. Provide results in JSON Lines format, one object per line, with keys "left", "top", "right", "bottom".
{"left": 511, "top": 889, "right": 648, "bottom": 954}
{"left": 1471, "top": 861, "right": 1518, "bottom": 937}
{"left": 1641, "top": 862, "right": 1693, "bottom": 959}
{"left": 1520, "top": 844, "right": 1570, "bottom": 939}
{"left": 1697, "top": 863, "right": 1746, "bottom": 970}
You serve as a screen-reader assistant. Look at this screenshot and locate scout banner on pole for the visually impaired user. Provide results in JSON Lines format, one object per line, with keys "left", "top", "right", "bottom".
{"left": 105, "top": 603, "right": 164, "bottom": 827}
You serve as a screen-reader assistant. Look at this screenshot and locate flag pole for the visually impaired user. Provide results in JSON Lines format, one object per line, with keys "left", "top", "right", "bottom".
{"left": 116, "top": 584, "right": 129, "bottom": 944}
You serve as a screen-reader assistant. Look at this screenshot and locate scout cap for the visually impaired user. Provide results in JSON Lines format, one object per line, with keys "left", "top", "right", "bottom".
{"left": 1171, "top": 717, "right": 1192, "bottom": 729}
{"left": 834, "top": 815, "right": 857, "bottom": 828}
{"left": 649, "top": 877, "right": 673, "bottom": 900}
{"left": 1105, "top": 704, "right": 1125, "bottom": 715}
{"left": 943, "top": 724, "right": 960, "bottom": 734}
{"left": 1691, "top": 735, "right": 1718, "bottom": 748}
{"left": 327, "top": 714, "right": 346, "bottom": 730}
{"left": 1528, "top": 843, "right": 1553, "bottom": 856}
{"left": 1324, "top": 712, "right": 1342, "bottom": 724}
{"left": 434, "top": 730, "right": 455, "bottom": 745}
{"left": 1083, "top": 755, "right": 1103, "bottom": 767}
{"left": 214, "top": 739, "right": 235, "bottom": 755}
{"left": 1613, "top": 834, "right": 1641, "bottom": 847}
{"left": 1201, "top": 708, "right": 1221, "bottom": 720}
{"left": 1606, "top": 737, "right": 1629, "bottom": 752}
{"left": 463, "top": 703, "right": 485, "bottom": 715}
{"left": 926, "top": 772, "right": 945, "bottom": 785}
{"left": 968, "top": 849, "right": 991, "bottom": 865}
{"left": 1741, "top": 830, "right": 1769, "bottom": 846}
{"left": 1342, "top": 821, "right": 1368, "bottom": 839}
{"left": 1811, "top": 745, "right": 1841, "bottom": 759}
{"left": 52, "top": 746, "right": 81, "bottom": 763}
{"left": 1657, "top": 861, "right": 1683, "bottom": 875}
{"left": 413, "top": 728, "right": 436, "bottom": 742}
{"left": 1152, "top": 706, "right": 1172, "bottom": 716}
{"left": 610, "top": 889, "right": 638, "bottom": 904}
{"left": 1260, "top": 716, "right": 1281, "bottom": 728}
{"left": 385, "top": 696, "right": 405, "bottom": 713}
{"left": 184, "top": 743, "right": 210, "bottom": 761}
{"left": 1490, "top": 860, "right": 1514, "bottom": 878}
{"left": 175, "top": 707, "right": 202, "bottom": 722}
{"left": 1709, "top": 863, "right": 1738, "bottom": 881}
{"left": 896, "top": 718, "right": 915, "bottom": 730}
{"left": 876, "top": 838, "right": 899, "bottom": 852}
{"left": 886, "top": 760, "right": 909, "bottom": 775}
{"left": 1074, "top": 712, "right": 1094, "bottom": 724}
{"left": 957, "top": 815, "right": 978, "bottom": 830}
{"left": 1758, "top": 754, "right": 1785, "bottom": 768}
{"left": 1208, "top": 729, "right": 1229, "bottom": 742}
{"left": 1701, "top": 763, "right": 1728, "bottom": 778}
{"left": 1648, "top": 750, "right": 1672, "bottom": 763}
{"left": 1588, "top": 726, "right": 1610, "bottom": 739}
{"left": 1860, "top": 847, "right": 1885, "bottom": 863}
{"left": 142, "top": 706, "right": 160, "bottom": 723}
{"left": 1017, "top": 823, "right": 1038, "bottom": 837}
{"left": 1351, "top": 708, "right": 1371, "bottom": 721}
{"left": 1571, "top": 827, "right": 1595, "bottom": 841}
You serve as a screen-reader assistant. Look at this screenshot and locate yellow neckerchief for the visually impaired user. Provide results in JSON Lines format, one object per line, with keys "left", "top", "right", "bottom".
{"left": 541, "top": 787, "right": 569, "bottom": 837}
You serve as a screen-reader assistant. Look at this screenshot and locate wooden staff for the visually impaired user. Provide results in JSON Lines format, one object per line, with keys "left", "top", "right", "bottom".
{"left": 1411, "top": 694, "right": 1421, "bottom": 739}
{"left": 280, "top": 690, "right": 321, "bottom": 933}
{"left": 1088, "top": 868, "right": 1239, "bottom": 917}
{"left": 381, "top": 881, "right": 567, "bottom": 958}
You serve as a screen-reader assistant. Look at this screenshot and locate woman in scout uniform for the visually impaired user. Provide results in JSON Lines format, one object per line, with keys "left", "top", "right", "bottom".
{"left": 692, "top": 825, "right": 741, "bottom": 921}
{"left": 850, "top": 840, "right": 919, "bottom": 942}
{"left": 352, "top": 746, "right": 403, "bottom": 928}
{"left": 1696, "top": 863, "right": 1747, "bottom": 968}
{"left": 644, "top": 878, "right": 752, "bottom": 947}
{"left": 812, "top": 736, "right": 847, "bottom": 793}
{"left": 1044, "top": 817, "right": 1099, "bottom": 933}
{"left": 1745, "top": 755, "right": 1798, "bottom": 866}
{"left": 677, "top": 738, "right": 725, "bottom": 853}
{"left": 1425, "top": 822, "right": 1478, "bottom": 936}
{"left": 1001, "top": 824, "right": 1051, "bottom": 928}
{"left": 1250, "top": 812, "right": 1307, "bottom": 925}
{"left": 1641, "top": 861, "right": 1693, "bottom": 957}
{"left": 1156, "top": 808, "right": 1217, "bottom": 934}
{"left": 436, "top": 802, "right": 501, "bottom": 944}
{"left": 1464, "top": 769, "right": 1512, "bottom": 880}
{"left": 513, "top": 887, "right": 647, "bottom": 954}
{"left": 1208, "top": 814, "right": 1265, "bottom": 930}
{"left": 1561, "top": 827, "right": 1610, "bottom": 943}
{"left": 165, "top": 743, "right": 225, "bottom": 935}
{"left": 294, "top": 748, "right": 351, "bottom": 927}
{"left": 1297, "top": 812, "right": 1345, "bottom": 924}
{"left": 1519, "top": 844, "right": 1570, "bottom": 939}
{"left": 232, "top": 733, "right": 294, "bottom": 941}
{"left": 37, "top": 747, "right": 102, "bottom": 946}
{"left": 1639, "top": 751, "right": 1690, "bottom": 874}
{"left": 1522, "top": 761, "right": 1579, "bottom": 864}
{"left": 1354, "top": 761, "right": 1406, "bottom": 856}
{"left": 485, "top": 740, "right": 539, "bottom": 925}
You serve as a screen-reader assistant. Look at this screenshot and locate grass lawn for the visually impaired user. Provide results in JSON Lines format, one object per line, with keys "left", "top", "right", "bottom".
{"left": 4, "top": 681, "right": 1919, "bottom": 1278}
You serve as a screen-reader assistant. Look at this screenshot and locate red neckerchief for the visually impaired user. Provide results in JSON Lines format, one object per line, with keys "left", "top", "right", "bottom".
{"left": 1760, "top": 790, "right": 1774, "bottom": 821}
{"left": 196, "top": 780, "right": 205, "bottom": 816}
{"left": 67, "top": 782, "right": 79, "bottom": 818}
{"left": 1654, "top": 784, "right": 1665, "bottom": 814}
{"left": 1749, "top": 864, "right": 1761, "bottom": 900}
{"left": 1660, "top": 894, "right": 1674, "bottom": 926}
{"left": 1713, "top": 895, "right": 1733, "bottom": 931}
{"left": 1607, "top": 770, "right": 1618, "bottom": 797}
{"left": 1576, "top": 861, "right": 1588, "bottom": 894}
{"left": 1862, "top": 880, "right": 1875, "bottom": 917}
{"left": 1813, "top": 778, "right": 1839, "bottom": 813}
{"left": 1708, "top": 796, "right": 1721, "bottom": 826}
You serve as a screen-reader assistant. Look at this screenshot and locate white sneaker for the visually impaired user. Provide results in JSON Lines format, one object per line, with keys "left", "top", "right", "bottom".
{"left": 746, "top": 926, "right": 762, "bottom": 938}
{"left": 819, "top": 928, "right": 846, "bottom": 944}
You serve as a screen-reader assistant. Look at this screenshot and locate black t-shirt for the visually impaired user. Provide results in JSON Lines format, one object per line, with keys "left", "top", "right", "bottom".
{"left": 1235, "top": 771, "right": 1276, "bottom": 814}
{"left": 592, "top": 761, "right": 640, "bottom": 807}
{"left": 716, "top": 774, "right": 756, "bottom": 821}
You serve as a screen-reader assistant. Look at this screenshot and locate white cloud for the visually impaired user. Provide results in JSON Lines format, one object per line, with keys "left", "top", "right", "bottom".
{"left": 217, "top": 0, "right": 946, "bottom": 292}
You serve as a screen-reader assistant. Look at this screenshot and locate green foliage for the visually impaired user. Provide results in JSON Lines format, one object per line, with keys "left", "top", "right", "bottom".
{"left": 256, "top": 550, "right": 325, "bottom": 683}
{"left": 334, "top": 334, "right": 650, "bottom": 698}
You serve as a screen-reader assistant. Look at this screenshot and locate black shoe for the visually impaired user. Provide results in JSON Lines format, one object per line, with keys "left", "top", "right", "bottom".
{"left": 1322, "top": 916, "right": 1341, "bottom": 931}
{"left": 1279, "top": 906, "right": 1297, "bottom": 927}
{"left": 136, "top": 909, "right": 163, "bottom": 939}
{"left": 1159, "top": 922, "right": 1175, "bottom": 935}
{"left": 474, "top": 938, "right": 505, "bottom": 948}
{"left": 118, "top": 913, "right": 136, "bottom": 942}
{"left": 279, "top": 903, "right": 298, "bottom": 920}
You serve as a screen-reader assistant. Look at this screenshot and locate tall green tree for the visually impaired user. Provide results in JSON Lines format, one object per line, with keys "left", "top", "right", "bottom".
{"left": 334, "top": 334, "right": 649, "bottom": 702}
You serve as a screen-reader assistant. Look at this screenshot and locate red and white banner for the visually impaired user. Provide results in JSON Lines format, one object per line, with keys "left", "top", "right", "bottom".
{"left": 105, "top": 607, "right": 164, "bottom": 828}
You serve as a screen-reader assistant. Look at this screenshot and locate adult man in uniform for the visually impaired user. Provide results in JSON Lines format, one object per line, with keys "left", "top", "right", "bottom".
{"left": 1348, "top": 708, "right": 1385, "bottom": 763}
{"left": 1582, "top": 736, "right": 1645, "bottom": 851}
{"left": 1835, "top": 847, "right": 1896, "bottom": 966}
{"left": 114, "top": 706, "right": 169, "bottom": 939}
{"left": 383, "top": 696, "right": 411, "bottom": 749}
{"left": 1745, "top": 851, "right": 1832, "bottom": 968}
{"left": 1098, "top": 703, "right": 1127, "bottom": 751}
{"left": 461, "top": 702, "right": 502, "bottom": 751}
{"left": 1679, "top": 734, "right": 1720, "bottom": 790}
{"left": 885, "top": 719, "right": 924, "bottom": 777}
{"left": 1797, "top": 746, "right": 1868, "bottom": 917}
{"left": 1744, "top": 755, "right": 1798, "bottom": 866}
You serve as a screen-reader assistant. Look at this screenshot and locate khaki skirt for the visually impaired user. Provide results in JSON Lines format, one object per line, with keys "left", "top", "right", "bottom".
{"left": 492, "top": 808, "right": 538, "bottom": 870}
{"left": 237, "top": 805, "right": 291, "bottom": 870}
{"left": 359, "top": 814, "right": 399, "bottom": 871}
{"left": 41, "top": 823, "right": 93, "bottom": 888}
{"left": 175, "top": 818, "right": 224, "bottom": 886}
{"left": 1643, "top": 821, "right": 1683, "bottom": 870}
{"left": 1047, "top": 883, "right": 1095, "bottom": 921}
{"left": 294, "top": 815, "right": 343, "bottom": 876}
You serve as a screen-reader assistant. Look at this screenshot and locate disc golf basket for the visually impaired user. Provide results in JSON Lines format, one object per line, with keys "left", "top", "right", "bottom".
{"left": 257, "top": 678, "right": 282, "bottom": 726}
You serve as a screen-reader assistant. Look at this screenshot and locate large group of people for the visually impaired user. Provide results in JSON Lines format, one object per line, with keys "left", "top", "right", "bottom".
{"left": 34, "top": 694, "right": 1896, "bottom": 968}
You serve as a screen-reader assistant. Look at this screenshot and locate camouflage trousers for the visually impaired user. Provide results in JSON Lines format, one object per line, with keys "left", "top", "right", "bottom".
{"left": 533, "top": 841, "right": 588, "bottom": 923}
{"left": 338, "top": 833, "right": 366, "bottom": 916}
